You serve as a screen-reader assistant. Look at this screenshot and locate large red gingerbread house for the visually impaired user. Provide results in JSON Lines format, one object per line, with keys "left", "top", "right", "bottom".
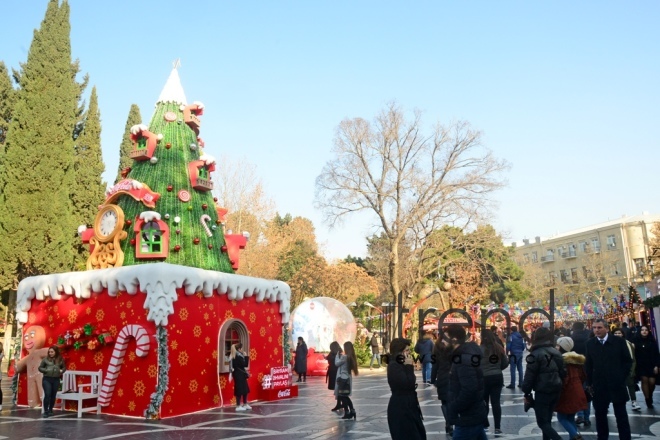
{"left": 15, "top": 67, "right": 293, "bottom": 418}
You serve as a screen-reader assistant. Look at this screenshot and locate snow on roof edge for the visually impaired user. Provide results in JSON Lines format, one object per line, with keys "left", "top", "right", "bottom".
{"left": 16, "top": 263, "right": 291, "bottom": 326}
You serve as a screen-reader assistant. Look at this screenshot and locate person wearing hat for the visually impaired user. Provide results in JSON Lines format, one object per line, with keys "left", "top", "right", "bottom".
{"left": 555, "top": 336, "right": 587, "bottom": 440}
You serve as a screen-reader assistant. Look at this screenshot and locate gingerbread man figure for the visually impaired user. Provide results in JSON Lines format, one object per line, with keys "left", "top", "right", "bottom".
{"left": 16, "top": 325, "right": 49, "bottom": 408}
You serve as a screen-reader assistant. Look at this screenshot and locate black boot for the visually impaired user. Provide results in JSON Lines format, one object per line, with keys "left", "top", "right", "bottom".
{"left": 342, "top": 409, "right": 356, "bottom": 420}
{"left": 647, "top": 398, "right": 654, "bottom": 408}
{"left": 330, "top": 403, "right": 341, "bottom": 412}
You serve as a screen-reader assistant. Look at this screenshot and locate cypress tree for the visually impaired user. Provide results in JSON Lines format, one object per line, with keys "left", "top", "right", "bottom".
{"left": 72, "top": 85, "right": 106, "bottom": 267}
{"left": 0, "top": 0, "right": 81, "bottom": 280}
{"left": 0, "top": 61, "right": 15, "bottom": 147}
{"left": 0, "top": 61, "right": 17, "bottom": 290}
{"left": 116, "top": 104, "right": 142, "bottom": 183}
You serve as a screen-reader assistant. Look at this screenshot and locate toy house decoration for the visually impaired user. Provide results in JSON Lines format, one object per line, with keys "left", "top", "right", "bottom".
{"left": 15, "top": 65, "right": 293, "bottom": 419}
{"left": 182, "top": 101, "right": 204, "bottom": 135}
{"left": 128, "top": 124, "right": 161, "bottom": 161}
{"left": 187, "top": 153, "right": 215, "bottom": 192}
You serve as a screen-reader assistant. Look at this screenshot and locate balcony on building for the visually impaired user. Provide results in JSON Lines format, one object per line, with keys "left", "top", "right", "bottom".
{"left": 540, "top": 255, "right": 555, "bottom": 263}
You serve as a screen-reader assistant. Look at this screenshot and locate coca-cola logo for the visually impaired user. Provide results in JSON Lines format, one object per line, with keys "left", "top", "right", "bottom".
{"left": 277, "top": 388, "right": 291, "bottom": 398}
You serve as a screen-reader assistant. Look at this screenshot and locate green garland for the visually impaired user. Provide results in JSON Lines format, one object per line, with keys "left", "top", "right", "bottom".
{"left": 283, "top": 326, "right": 291, "bottom": 365}
{"left": 644, "top": 296, "right": 660, "bottom": 309}
{"left": 144, "top": 326, "right": 169, "bottom": 419}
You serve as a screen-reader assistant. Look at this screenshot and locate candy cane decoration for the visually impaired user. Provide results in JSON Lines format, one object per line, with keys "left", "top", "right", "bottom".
{"left": 98, "top": 324, "right": 151, "bottom": 407}
{"left": 200, "top": 214, "right": 213, "bottom": 237}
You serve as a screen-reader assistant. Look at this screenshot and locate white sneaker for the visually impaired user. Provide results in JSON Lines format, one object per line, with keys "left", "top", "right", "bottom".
{"left": 244, "top": 404, "right": 252, "bottom": 410}
{"left": 632, "top": 401, "right": 641, "bottom": 411}
{"left": 236, "top": 405, "right": 247, "bottom": 411}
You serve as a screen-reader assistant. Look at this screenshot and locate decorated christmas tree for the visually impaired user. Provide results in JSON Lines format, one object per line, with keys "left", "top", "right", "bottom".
{"left": 83, "top": 64, "right": 244, "bottom": 272}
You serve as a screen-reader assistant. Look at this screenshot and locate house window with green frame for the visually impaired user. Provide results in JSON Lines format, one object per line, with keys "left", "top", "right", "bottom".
{"left": 140, "top": 221, "right": 163, "bottom": 254}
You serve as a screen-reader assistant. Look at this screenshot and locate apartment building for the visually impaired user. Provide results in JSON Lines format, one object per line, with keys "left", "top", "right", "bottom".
{"left": 513, "top": 213, "right": 660, "bottom": 301}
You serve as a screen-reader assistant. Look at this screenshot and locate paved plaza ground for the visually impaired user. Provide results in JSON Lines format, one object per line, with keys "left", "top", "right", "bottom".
{"left": 2, "top": 368, "right": 660, "bottom": 439}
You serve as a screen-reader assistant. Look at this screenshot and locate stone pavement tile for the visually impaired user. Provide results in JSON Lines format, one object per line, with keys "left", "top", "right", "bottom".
{"left": 2, "top": 369, "right": 660, "bottom": 439}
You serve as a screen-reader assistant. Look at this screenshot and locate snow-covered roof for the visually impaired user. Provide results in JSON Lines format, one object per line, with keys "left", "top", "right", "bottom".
{"left": 156, "top": 67, "right": 188, "bottom": 106}
{"left": 16, "top": 263, "right": 291, "bottom": 326}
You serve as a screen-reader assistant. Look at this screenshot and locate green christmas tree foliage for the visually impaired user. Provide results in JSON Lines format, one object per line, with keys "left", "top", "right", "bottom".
{"left": 0, "top": 0, "right": 83, "bottom": 281}
{"left": 115, "top": 69, "right": 234, "bottom": 272}
{"left": 116, "top": 103, "right": 142, "bottom": 183}
{"left": 73, "top": 86, "right": 106, "bottom": 266}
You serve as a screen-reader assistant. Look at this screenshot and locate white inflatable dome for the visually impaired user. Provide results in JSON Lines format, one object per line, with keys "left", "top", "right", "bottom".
{"left": 289, "top": 297, "right": 356, "bottom": 352}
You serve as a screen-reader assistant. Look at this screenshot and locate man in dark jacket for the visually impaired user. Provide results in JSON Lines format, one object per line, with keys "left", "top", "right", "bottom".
{"left": 445, "top": 324, "right": 488, "bottom": 440}
{"left": 522, "top": 327, "right": 565, "bottom": 440}
{"left": 369, "top": 333, "right": 381, "bottom": 369}
{"left": 570, "top": 321, "right": 591, "bottom": 356}
{"left": 414, "top": 335, "right": 434, "bottom": 385}
{"left": 585, "top": 318, "right": 632, "bottom": 440}
{"left": 506, "top": 325, "right": 525, "bottom": 388}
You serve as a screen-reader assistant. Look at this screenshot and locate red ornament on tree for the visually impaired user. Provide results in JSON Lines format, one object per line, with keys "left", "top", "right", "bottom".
{"left": 165, "top": 142, "right": 172, "bottom": 149}
{"left": 202, "top": 204, "right": 208, "bottom": 210}
{"left": 130, "top": 239, "right": 136, "bottom": 246}
{"left": 193, "top": 238, "right": 200, "bottom": 245}
{"left": 167, "top": 185, "right": 173, "bottom": 192}
{"left": 213, "top": 197, "right": 218, "bottom": 202}
{"left": 208, "top": 244, "right": 213, "bottom": 249}
{"left": 174, "top": 245, "right": 181, "bottom": 252}
{"left": 125, "top": 219, "right": 132, "bottom": 226}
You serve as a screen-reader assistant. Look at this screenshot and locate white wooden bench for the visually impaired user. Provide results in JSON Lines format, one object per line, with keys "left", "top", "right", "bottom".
{"left": 56, "top": 370, "right": 102, "bottom": 418}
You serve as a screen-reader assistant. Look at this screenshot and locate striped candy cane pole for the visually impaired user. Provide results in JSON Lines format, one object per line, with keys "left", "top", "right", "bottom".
{"left": 98, "top": 324, "right": 151, "bottom": 407}
{"left": 200, "top": 214, "right": 212, "bottom": 237}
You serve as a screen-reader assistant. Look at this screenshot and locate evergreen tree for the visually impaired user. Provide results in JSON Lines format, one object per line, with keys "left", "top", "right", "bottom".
{"left": 0, "top": 61, "right": 17, "bottom": 290}
{"left": 0, "top": 0, "right": 81, "bottom": 281}
{"left": 72, "top": 85, "right": 106, "bottom": 267}
{"left": 116, "top": 103, "right": 141, "bottom": 183}
{"left": 0, "top": 61, "right": 16, "bottom": 147}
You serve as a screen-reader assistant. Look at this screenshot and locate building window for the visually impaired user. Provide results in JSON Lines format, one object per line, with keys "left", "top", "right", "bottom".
{"left": 590, "top": 238, "right": 601, "bottom": 253}
{"left": 560, "top": 270, "right": 570, "bottom": 284}
{"left": 611, "top": 262, "right": 620, "bottom": 276}
{"left": 523, "top": 253, "right": 529, "bottom": 263}
{"left": 549, "top": 271, "right": 557, "bottom": 284}
{"left": 531, "top": 251, "right": 538, "bottom": 263}
{"left": 634, "top": 258, "right": 645, "bottom": 275}
{"left": 607, "top": 235, "right": 616, "bottom": 250}
{"left": 218, "top": 319, "right": 249, "bottom": 373}
{"left": 579, "top": 241, "right": 588, "bottom": 253}
{"left": 571, "top": 268, "right": 579, "bottom": 284}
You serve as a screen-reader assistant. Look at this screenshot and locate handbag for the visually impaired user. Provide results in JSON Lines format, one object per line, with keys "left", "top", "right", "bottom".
{"left": 336, "top": 376, "right": 351, "bottom": 396}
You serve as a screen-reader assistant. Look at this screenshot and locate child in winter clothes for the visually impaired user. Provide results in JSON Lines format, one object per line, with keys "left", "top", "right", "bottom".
{"left": 555, "top": 337, "right": 587, "bottom": 440}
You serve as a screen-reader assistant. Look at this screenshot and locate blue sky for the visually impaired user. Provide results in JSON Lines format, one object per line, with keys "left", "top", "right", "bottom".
{"left": 3, "top": 1, "right": 659, "bottom": 260}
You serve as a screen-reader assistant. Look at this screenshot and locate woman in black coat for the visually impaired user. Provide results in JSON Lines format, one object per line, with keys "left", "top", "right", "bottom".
{"left": 634, "top": 325, "right": 660, "bottom": 408}
{"left": 430, "top": 334, "right": 453, "bottom": 438}
{"left": 295, "top": 337, "right": 308, "bottom": 382}
{"left": 387, "top": 338, "right": 426, "bottom": 440}
{"left": 230, "top": 343, "right": 251, "bottom": 411}
{"left": 326, "top": 341, "right": 341, "bottom": 411}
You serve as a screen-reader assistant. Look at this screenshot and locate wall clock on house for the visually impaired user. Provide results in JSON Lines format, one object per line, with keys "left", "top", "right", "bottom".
{"left": 87, "top": 204, "right": 128, "bottom": 270}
